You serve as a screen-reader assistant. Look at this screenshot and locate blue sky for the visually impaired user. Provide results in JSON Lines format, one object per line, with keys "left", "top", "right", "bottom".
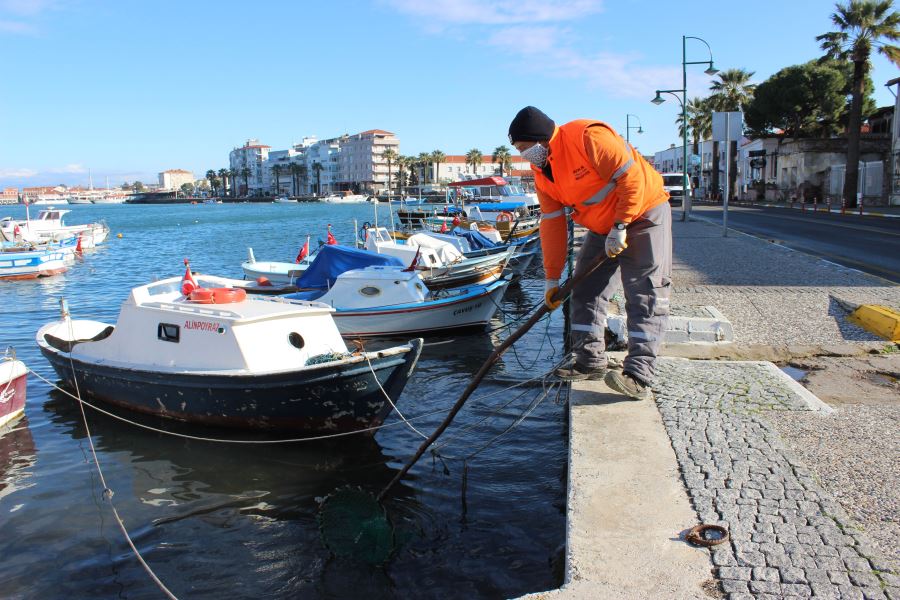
{"left": 1, "top": 0, "right": 898, "bottom": 188}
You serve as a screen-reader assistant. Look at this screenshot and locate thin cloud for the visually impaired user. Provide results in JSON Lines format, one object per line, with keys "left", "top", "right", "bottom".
{"left": 384, "top": 0, "right": 602, "bottom": 25}
{"left": 0, "top": 168, "right": 38, "bottom": 178}
{"left": 51, "top": 163, "right": 87, "bottom": 174}
{"left": 0, "top": 0, "right": 57, "bottom": 16}
{"left": 387, "top": 0, "right": 683, "bottom": 100}
{"left": 0, "top": 19, "right": 33, "bottom": 33}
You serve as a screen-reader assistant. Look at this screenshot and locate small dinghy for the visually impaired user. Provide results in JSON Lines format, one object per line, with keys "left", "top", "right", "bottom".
{"left": 283, "top": 245, "right": 511, "bottom": 337}
{"left": 0, "top": 243, "right": 70, "bottom": 280}
{"left": 0, "top": 353, "right": 27, "bottom": 429}
{"left": 36, "top": 268, "right": 423, "bottom": 433}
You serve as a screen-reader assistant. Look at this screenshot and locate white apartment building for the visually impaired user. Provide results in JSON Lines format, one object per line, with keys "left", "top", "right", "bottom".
{"left": 158, "top": 169, "right": 194, "bottom": 191}
{"left": 245, "top": 130, "right": 401, "bottom": 196}
{"left": 229, "top": 139, "right": 271, "bottom": 196}
{"left": 434, "top": 154, "right": 529, "bottom": 182}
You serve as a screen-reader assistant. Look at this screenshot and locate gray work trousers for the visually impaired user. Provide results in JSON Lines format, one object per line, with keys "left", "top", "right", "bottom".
{"left": 568, "top": 201, "right": 672, "bottom": 384}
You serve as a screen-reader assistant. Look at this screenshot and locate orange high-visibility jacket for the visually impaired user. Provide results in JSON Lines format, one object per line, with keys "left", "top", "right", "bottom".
{"left": 534, "top": 119, "right": 669, "bottom": 280}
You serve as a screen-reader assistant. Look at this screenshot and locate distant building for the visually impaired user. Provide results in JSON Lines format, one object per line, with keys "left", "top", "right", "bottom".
{"left": 22, "top": 186, "right": 68, "bottom": 203}
{"left": 888, "top": 77, "right": 900, "bottom": 205}
{"left": 229, "top": 139, "right": 271, "bottom": 196}
{"left": 1, "top": 187, "right": 18, "bottom": 204}
{"left": 434, "top": 154, "right": 529, "bottom": 183}
{"left": 158, "top": 169, "right": 194, "bottom": 191}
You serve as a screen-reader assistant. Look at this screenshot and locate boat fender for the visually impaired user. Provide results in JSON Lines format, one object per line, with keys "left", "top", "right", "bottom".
{"left": 496, "top": 211, "right": 514, "bottom": 224}
{"left": 189, "top": 287, "right": 247, "bottom": 304}
{"left": 256, "top": 277, "right": 272, "bottom": 287}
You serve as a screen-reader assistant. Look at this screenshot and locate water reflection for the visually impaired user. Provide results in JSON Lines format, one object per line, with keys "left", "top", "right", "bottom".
{"left": 0, "top": 420, "right": 36, "bottom": 504}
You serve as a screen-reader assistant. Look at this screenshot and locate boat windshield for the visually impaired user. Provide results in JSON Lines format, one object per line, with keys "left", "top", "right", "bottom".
{"left": 146, "top": 281, "right": 182, "bottom": 296}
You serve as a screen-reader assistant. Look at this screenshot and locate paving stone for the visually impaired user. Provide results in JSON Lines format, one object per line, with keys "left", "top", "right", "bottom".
{"left": 809, "top": 581, "right": 841, "bottom": 599}
{"left": 804, "top": 567, "right": 832, "bottom": 584}
{"left": 848, "top": 572, "right": 881, "bottom": 588}
{"left": 782, "top": 566, "right": 810, "bottom": 584}
{"left": 884, "top": 586, "right": 900, "bottom": 600}
{"left": 718, "top": 566, "right": 752, "bottom": 581}
{"left": 720, "top": 579, "right": 750, "bottom": 594}
{"left": 736, "top": 551, "right": 767, "bottom": 567}
{"left": 828, "top": 570, "right": 852, "bottom": 586}
{"left": 845, "top": 557, "right": 873, "bottom": 572}
{"left": 782, "top": 582, "right": 813, "bottom": 597}
{"left": 838, "top": 586, "right": 865, "bottom": 600}
{"left": 753, "top": 566, "right": 780, "bottom": 582}
{"left": 860, "top": 589, "right": 887, "bottom": 600}
{"left": 750, "top": 580, "right": 781, "bottom": 594}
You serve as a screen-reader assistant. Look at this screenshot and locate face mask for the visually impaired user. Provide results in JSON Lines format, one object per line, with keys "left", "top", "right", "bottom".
{"left": 521, "top": 143, "right": 548, "bottom": 167}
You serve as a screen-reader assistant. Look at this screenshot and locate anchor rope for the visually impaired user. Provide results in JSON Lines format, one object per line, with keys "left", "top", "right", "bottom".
{"left": 364, "top": 353, "right": 429, "bottom": 440}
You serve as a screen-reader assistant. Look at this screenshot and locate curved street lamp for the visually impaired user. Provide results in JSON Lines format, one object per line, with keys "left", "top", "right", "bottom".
{"left": 651, "top": 35, "right": 717, "bottom": 221}
{"left": 626, "top": 114, "right": 644, "bottom": 145}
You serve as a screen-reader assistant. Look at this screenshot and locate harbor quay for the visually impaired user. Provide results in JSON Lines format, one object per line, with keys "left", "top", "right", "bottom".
{"left": 525, "top": 215, "right": 900, "bottom": 599}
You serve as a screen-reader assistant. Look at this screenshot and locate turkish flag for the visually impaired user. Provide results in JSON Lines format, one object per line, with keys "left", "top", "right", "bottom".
{"left": 181, "top": 258, "right": 198, "bottom": 296}
{"left": 326, "top": 225, "right": 337, "bottom": 245}
{"left": 295, "top": 237, "right": 310, "bottom": 263}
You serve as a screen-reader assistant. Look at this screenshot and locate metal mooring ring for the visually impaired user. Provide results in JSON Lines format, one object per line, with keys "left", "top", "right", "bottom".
{"left": 686, "top": 524, "right": 729, "bottom": 547}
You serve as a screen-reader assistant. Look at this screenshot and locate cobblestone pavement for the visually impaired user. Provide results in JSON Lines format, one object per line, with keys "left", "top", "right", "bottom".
{"left": 653, "top": 358, "right": 899, "bottom": 599}
{"left": 669, "top": 219, "right": 900, "bottom": 345}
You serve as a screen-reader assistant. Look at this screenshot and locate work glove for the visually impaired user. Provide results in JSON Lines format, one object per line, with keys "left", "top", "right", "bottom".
{"left": 605, "top": 226, "right": 628, "bottom": 258}
{"left": 544, "top": 278, "right": 562, "bottom": 311}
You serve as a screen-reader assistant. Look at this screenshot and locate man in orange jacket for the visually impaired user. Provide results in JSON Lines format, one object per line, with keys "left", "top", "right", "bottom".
{"left": 508, "top": 106, "right": 672, "bottom": 400}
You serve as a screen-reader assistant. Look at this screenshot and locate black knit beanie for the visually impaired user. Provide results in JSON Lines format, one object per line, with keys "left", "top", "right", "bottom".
{"left": 508, "top": 106, "right": 555, "bottom": 143}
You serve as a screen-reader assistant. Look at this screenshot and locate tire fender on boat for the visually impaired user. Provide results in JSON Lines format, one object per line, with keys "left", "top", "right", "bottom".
{"left": 495, "top": 211, "right": 514, "bottom": 224}
{"left": 189, "top": 287, "right": 247, "bottom": 304}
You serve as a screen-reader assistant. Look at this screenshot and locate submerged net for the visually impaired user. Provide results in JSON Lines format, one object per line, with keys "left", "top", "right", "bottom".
{"left": 318, "top": 488, "right": 394, "bottom": 565}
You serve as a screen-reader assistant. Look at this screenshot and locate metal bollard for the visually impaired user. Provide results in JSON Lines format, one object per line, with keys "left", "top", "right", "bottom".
{"left": 841, "top": 198, "right": 846, "bottom": 215}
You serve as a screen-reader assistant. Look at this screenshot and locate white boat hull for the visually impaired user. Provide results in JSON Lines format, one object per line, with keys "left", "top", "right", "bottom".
{"left": 0, "top": 248, "right": 68, "bottom": 280}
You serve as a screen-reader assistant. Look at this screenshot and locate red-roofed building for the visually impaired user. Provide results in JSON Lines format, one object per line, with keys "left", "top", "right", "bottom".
{"left": 1, "top": 187, "right": 18, "bottom": 205}
{"left": 434, "top": 154, "right": 530, "bottom": 183}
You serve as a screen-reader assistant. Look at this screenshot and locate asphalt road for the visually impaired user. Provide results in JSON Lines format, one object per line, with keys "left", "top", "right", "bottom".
{"left": 686, "top": 205, "right": 900, "bottom": 284}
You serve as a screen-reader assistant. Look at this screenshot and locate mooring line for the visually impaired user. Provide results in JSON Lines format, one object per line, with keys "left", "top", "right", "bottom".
{"left": 63, "top": 315, "right": 179, "bottom": 600}
{"left": 364, "top": 353, "right": 429, "bottom": 440}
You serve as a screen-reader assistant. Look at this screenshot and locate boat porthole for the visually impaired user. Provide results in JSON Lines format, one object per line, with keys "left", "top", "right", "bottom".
{"left": 288, "top": 332, "right": 305, "bottom": 349}
{"left": 414, "top": 283, "right": 423, "bottom": 292}
{"left": 217, "top": 327, "right": 226, "bottom": 334}
{"left": 359, "top": 286, "right": 381, "bottom": 297}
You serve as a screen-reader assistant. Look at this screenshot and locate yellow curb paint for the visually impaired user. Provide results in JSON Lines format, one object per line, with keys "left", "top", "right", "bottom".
{"left": 848, "top": 305, "right": 900, "bottom": 342}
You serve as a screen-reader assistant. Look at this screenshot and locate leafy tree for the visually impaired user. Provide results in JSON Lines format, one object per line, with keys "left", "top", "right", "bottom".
{"left": 121, "top": 181, "right": 130, "bottom": 190}
{"left": 180, "top": 182, "right": 194, "bottom": 196}
{"left": 745, "top": 60, "right": 850, "bottom": 137}
{"left": 465, "top": 148, "right": 483, "bottom": 176}
{"left": 381, "top": 148, "right": 398, "bottom": 196}
{"left": 492, "top": 145, "right": 512, "bottom": 177}
{"left": 132, "top": 181, "right": 145, "bottom": 192}
{"left": 430, "top": 150, "right": 446, "bottom": 184}
{"left": 817, "top": 0, "right": 900, "bottom": 206}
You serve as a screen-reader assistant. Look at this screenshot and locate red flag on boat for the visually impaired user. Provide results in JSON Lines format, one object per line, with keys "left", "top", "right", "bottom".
{"left": 75, "top": 232, "right": 83, "bottom": 254}
{"left": 13, "top": 224, "right": 21, "bottom": 238}
{"left": 326, "top": 225, "right": 337, "bottom": 245}
{"left": 295, "top": 236, "right": 310, "bottom": 263}
{"left": 181, "top": 258, "right": 198, "bottom": 296}
{"left": 452, "top": 215, "right": 461, "bottom": 227}
{"left": 403, "top": 246, "right": 421, "bottom": 272}
{"left": 439, "top": 220, "right": 448, "bottom": 233}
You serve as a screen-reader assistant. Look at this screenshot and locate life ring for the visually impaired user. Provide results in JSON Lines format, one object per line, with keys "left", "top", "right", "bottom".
{"left": 496, "top": 211, "right": 514, "bottom": 224}
{"left": 189, "top": 287, "right": 247, "bottom": 304}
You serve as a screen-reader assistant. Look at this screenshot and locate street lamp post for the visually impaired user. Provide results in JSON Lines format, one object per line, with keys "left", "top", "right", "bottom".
{"left": 626, "top": 114, "right": 644, "bottom": 145}
{"left": 651, "top": 35, "right": 718, "bottom": 221}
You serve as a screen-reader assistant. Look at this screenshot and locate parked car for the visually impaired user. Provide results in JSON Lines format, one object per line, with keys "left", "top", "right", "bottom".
{"left": 660, "top": 173, "right": 687, "bottom": 206}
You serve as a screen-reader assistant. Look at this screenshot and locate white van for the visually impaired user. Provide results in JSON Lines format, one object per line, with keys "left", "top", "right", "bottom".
{"left": 660, "top": 173, "right": 687, "bottom": 206}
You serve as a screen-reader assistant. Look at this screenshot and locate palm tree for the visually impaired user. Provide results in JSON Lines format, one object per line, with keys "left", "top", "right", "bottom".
{"left": 492, "top": 145, "right": 512, "bottom": 177}
{"left": 818, "top": 0, "right": 900, "bottom": 207}
{"left": 240, "top": 167, "right": 250, "bottom": 197}
{"left": 227, "top": 169, "right": 237, "bottom": 198}
{"left": 299, "top": 164, "right": 309, "bottom": 195}
{"left": 416, "top": 152, "right": 432, "bottom": 184}
{"left": 205, "top": 169, "right": 216, "bottom": 196}
{"left": 217, "top": 168, "right": 229, "bottom": 198}
{"left": 312, "top": 162, "right": 324, "bottom": 195}
{"left": 707, "top": 69, "right": 756, "bottom": 200}
{"left": 381, "top": 148, "right": 399, "bottom": 197}
{"left": 430, "top": 150, "right": 446, "bottom": 185}
{"left": 288, "top": 163, "right": 302, "bottom": 196}
{"left": 675, "top": 98, "right": 713, "bottom": 194}
{"left": 465, "top": 149, "right": 483, "bottom": 176}
{"left": 271, "top": 164, "right": 284, "bottom": 196}
{"left": 397, "top": 156, "right": 412, "bottom": 197}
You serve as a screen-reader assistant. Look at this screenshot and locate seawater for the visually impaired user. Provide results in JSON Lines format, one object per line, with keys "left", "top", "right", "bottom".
{"left": 0, "top": 202, "right": 567, "bottom": 599}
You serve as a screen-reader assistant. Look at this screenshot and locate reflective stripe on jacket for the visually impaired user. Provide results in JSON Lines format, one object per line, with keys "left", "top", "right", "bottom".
{"left": 534, "top": 119, "right": 669, "bottom": 279}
